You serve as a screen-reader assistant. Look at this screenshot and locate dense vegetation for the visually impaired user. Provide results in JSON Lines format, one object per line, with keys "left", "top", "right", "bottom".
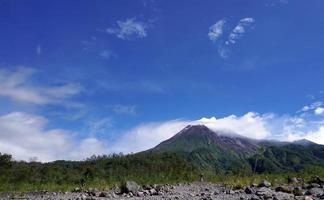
{"left": 2, "top": 143, "right": 324, "bottom": 192}
{"left": 0, "top": 152, "right": 199, "bottom": 192}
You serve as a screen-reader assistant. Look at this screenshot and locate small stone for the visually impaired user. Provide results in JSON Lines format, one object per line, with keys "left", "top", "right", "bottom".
{"left": 72, "top": 187, "right": 81, "bottom": 193}
{"left": 137, "top": 191, "right": 144, "bottom": 197}
{"left": 149, "top": 188, "right": 158, "bottom": 195}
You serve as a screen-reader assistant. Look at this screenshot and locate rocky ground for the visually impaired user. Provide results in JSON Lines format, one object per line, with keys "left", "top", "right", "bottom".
{"left": 2, "top": 177, "right": 324, "bottom": 200}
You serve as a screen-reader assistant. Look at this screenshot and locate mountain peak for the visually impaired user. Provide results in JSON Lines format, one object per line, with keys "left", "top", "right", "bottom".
{"left": 151, "top": 124, "right": 259, "bottom": 156}
{"left": 293, "top": 139, "right": 317, "bottom": 146}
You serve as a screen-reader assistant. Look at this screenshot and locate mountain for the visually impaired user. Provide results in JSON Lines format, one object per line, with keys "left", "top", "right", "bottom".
{"left": 149, "top": 125, "right": 259, "bottom": 173}
{"left": 152, "top": 125, "right": 259, "bottom": 156}
{"left": 149, "top": 125, "right": 324, "bottom": 174}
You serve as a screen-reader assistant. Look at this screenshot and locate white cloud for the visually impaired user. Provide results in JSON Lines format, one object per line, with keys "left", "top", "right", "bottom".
{"left": 111, "top": 112, "right": 272, "bottom": 153}
{"left": 110, "top": 120, "right": 190, "bottom": 153}
{"left": 0, "top": 67, "right": 82, "bottom": 106}
{"left": 198, "top": 112, "right": 271, "bottom": 139}
{"left": 228, "top": 17, "right": 255, "bottom": 44}
{"left": 208, "top": 19, "right": 226, "bottom": 42}
{"left": 299, "top": 101, "right": 323, "bottom": 112}
{"left": 315, "top": 107, "right": 324, "bottom": 116}
{"left": 0, "top": 112, "right": 109, "bottom": 162}
{"left": 111, "top": 111, "right": 324, "bottom": 154}
{"left": 107, "top": 18, "right": 148, "bottom": 40}
{"left": 2, "top": 109, "right": 324, "bottom": 161}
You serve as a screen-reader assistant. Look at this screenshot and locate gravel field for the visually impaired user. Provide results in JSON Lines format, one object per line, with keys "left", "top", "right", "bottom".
{"left": 1, "top": 179, "right": 323, "bottom": 200}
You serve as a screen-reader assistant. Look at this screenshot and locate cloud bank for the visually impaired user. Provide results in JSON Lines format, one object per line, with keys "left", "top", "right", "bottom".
{"left": 0, "top": 67, "right": 82, "bottom": 106}
{"left": 0, "top": 112, "right": 109, "bottom": 162}
{"left": 1, "top": 100, "right": 323, "bottom": 162}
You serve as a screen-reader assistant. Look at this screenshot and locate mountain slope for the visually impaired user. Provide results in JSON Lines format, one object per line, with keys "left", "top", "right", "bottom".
{"left": 150, "top": 125, "right": 259, "bottom": 173}
{"left": 149, "top": 125, "right": 324, "bottom": 174}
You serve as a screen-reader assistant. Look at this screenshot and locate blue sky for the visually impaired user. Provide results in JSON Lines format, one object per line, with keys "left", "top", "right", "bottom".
{"left": 0, "top": 0, "right": 324, "bottom": 161}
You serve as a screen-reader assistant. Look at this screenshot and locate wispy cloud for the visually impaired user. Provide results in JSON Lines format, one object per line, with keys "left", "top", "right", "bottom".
{"left": 208, "top": 17, "right": 255, "bottom": 59}
{"left": 112, "top": 105, "right": 137, "bottom": 115}
{"left": 0, "top": 67, "right": 82, "bottom": 106}
{"left": 87, "top": 117, "right": 113, "bottom": 136}
{"left": 99, "top": 50, "right": 117, "bottom": 60}
{"left": 97, "top": 79, "right": 165, "bottom": 94}
{"left": 265, "top": 0, "right": 288, "bottom": 7}
{"left": 81, "top": 36, "right": 97, "bottom": 51}
{"left": 299, "top": 101, "right": 322, "bottom": 112}
{"left": 107, "top": 18, "right": 149, "bottom": 40}
{"left": 227, "top": 18, "right": 255, "bottom": 44}
{"left": 208, "top": 19, "right": 226, "bottom": 42}
{"left": 36, "top": 44, "right": 42, "bottom": 56}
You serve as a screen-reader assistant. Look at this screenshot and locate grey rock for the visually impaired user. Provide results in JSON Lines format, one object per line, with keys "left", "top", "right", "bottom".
{"left": 245, "top": 187, "right": 254, "bottom": 194}
{"left": 309, "top": 183, "right": 321, "bottom": 188}
{"left": 275, "top": 186, "right": 293, "bottom": 193}
{"left": 293, "top": 187, "right": 305, "bottom": 196}
{"left": 149, "top": 188, "right": 158, "bottom": 195}
{"left": 72, "top": 187, "right": 81, "bottom": 193}
{"left": 137, "top": 191, "right": 144, "bottom": 197}
{"left": 125, "top": 181, "right": 140, "bottom": 194}
{"left": 98, "top": 191, "right": 108, "bottom": 197}
{"left": 306, "top": 187, "right": 324, "bottom": 196}
{"left": 258, "top": 180, "right": 272, "bottom": 188}
{"left": 256, "top": 187, "right": 273, "bottom": 198}
{"left": 273, "top": 192, "right": 294, "bottom": 200}
{"left": 288, "top": 177, "right": 298, "bottom": 184}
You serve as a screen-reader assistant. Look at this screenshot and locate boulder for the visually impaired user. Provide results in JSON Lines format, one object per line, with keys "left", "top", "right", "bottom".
{"left": 273, "top": 192, "right": 294, "bottom": 200}
{"left": 124, "top": 181, "right": 140, "bottom": 194}
{"left": 258, "top": 180, "right": 272, "bottom": 188}
{"left": 293, "top": 187, "right": 304, "bottom": 196}
{"left": 256, "top": 187, "right": 273, "bottom": 198}
{"left": 245, "top": 186, "right": 254, "bottom": 194}
{"left": 306, "top": 188, "right": 324, "bottom": 197}
{"left": 288, "top": 177, "right": 299, "bottom": 184}
{"left": 311, "top": 176, "right": 324, "bottom": 185}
